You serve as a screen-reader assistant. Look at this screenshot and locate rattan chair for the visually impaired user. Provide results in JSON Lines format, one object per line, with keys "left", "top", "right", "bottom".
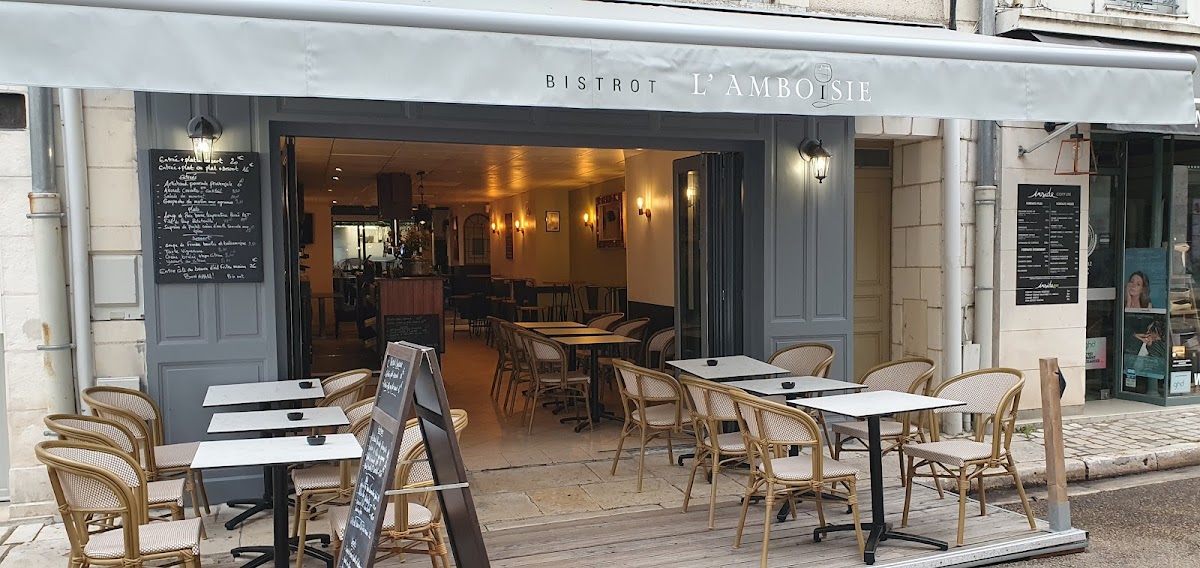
{"left": 36, "top": 440, "right": 203, "bottom": 568}
{"left": 767, "top": 343, "right": 837, "bottom": 453}
{"left": 831, "top": 358, "right": 940, "bottom": 491}
{"left": 488, "top": 316, "right": 515, "bottom": 399}
{"left": 321, "top": 368, "right": 373, "bottom": 402}
{"left": 644, "top": 327, "right": 676, "bottom": 371}
{"left": 900, "top": 368, "right": 1038, "bottom": 546}
{"left": 680, "top": 377, "right": 748, "bottom": 529}
{"left": 595, "top": 317, "right": 651, "bottom": 384}
{"left": 318, "top": 371, "right": 372, "bottom": 413}
{"left": 501, "top": 322, "right": 536, "bottom": 416}
{"left": 610, "top": 359, "right": 684, "bottom": 492}
{"left": 730, "top": 390, "right": 864, "bottom": 568}
{"left": 519, "top": 330, "right": 593, "bottom": 434}
{"left": 44, "top": 414, "right": 187, "bottom": 527}
{"left": 82, "top": 386, "right": 210, "bottom": 518}
{"left": 586, "top": 312, "right": 625, "bottom": 331}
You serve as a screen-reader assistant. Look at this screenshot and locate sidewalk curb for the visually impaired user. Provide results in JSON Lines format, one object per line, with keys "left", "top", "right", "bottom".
{"left": 980, "top": 442, "right": 1200, "bottom": 491}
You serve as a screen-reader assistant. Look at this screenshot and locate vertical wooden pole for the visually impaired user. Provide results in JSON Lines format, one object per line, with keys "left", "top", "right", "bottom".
{"left": 1039, "top": 357, "right": 1071, "bottom": 531}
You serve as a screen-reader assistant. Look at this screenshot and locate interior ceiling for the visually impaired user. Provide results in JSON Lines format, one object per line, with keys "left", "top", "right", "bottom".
{"left": 296, "top": 138, "right": 639, "bottom": 207}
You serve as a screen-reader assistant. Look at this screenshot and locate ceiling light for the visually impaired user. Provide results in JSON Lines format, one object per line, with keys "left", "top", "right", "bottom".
{"left": 332, "top": 176, "right": 340, "bottom": 181}
{"left": 334, "top": 167, "right": 343, "bottom": 172}
{"left": 332, "top": 200, "right": 338, "bottom": 204}
{"left": 327, "top": 189, "right": 333, "bottom": 192}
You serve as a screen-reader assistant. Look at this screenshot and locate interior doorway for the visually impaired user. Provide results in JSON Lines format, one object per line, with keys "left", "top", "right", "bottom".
{"left": 853, "top": 143, "right": 893, "bottom": 379}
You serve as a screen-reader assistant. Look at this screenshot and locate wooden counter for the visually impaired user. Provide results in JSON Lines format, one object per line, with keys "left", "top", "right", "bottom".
{"left": 375, "top": 277, "right": 445, "bottom": 353}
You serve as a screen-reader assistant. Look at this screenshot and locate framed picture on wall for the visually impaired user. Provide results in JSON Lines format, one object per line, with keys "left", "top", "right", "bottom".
{"left": 596, "top": 193, "right": 625, "bottom": 249}
{"left": 545, "top": 211, "right": 561, "bottom": 232}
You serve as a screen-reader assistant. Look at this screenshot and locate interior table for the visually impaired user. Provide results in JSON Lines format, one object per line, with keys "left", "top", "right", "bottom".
{"left": 192, "top": 434, "right": 362, "bottom": 568}
{"left": 667, "top": 356, "right": 791, "bottom": 381}
{"left": 203, "top": 379, "right": 327, "bottom": 530}
{"left": 552, "top": 334, "right": 640, "bottom": 432}
{"left": 536, "top": 327, "right": 613, "bottom": 336}
{"left": 790, "top": 391, "right": 966, "bottom": 565}
{"left": 515, "top": 321, "right": 585, "bottom": 329}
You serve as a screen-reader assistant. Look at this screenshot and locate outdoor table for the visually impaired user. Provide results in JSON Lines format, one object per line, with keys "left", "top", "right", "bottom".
{"left": 536, "top": 327, "right": 613, "bottom": 336}
{"left": 203, "top": 379, "right": 327, "bottom": 530}
{"left": 207, "top": 406, "right": 349, "bottom": 434}
{"left": 790, "top": 391, "right": 966, "bottom": 565}
{"left": 515, "top": 321, "right": 584, "bottom": 329}
{"left": 723, "top": 376, "right": 867, "bottom": 397}
{"left": 192, "top": 434, "right": 362, "bottom": 568}
{"left": 552, "top": 334, "right": 640, "bottom": 432}
{"left": 667, "top": 355, "right": 791, "bottom": 381}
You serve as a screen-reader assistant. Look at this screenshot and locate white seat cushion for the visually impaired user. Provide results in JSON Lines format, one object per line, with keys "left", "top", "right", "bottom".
{"left": 154, "top": 442, "right": 199, "bottom": 469}
{"left": 85, "top": 517, "right": 202, "bottom": 559}
{"left": 832, "top": 419, "right": 917, "bottom": 439}
{"left": 292, "top": 464, "right": 343, "bottom": 491}
{"left": 329, "top": 502, "right": 434, "bottom": 538}
{"left": 903, "top": 440, "right": 993, "bottom": 467}
{"left": 631, "top": 403, "right": 679, "bottom": 427}
{"left": 759, "top": 455, "right": 858, "bottom": 481}
{"left": 147, "top": 479, "right": 185, "bottom": 506}
{"left": 703, "top": 432, "right": 746, "bottom": 453}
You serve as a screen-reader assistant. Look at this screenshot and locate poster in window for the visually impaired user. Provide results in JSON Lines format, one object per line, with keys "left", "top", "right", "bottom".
{"left": 1123, "top": 248, "right": 1168, "bottom": 313}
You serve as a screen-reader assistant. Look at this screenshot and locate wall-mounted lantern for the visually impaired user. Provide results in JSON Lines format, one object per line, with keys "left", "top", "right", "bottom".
{"left": 636, "top": 196, "right": 651, "bottom": 220}
{"left": 798, "top": 138, "right": 832, "bottom": 183}
{"left": 186, "top": 115, "right": 222, "bottom": 166}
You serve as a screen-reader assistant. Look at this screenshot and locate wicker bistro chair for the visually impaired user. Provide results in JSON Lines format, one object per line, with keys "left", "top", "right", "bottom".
{"left": 900, "top": 368, "right": 1038, "bottom": 546}
{"left": 36, "top": 440, "right": 204, "bottom": 568}
{"left": 767, "top": 343, "right": 837, "bottom": 453}
{"left": 501, "top": 323, "right": 536, "bottom": 416}
{"left": 488, "top": 316, "right": 515, "bottom": 399}
{"left": 610, "top": 359, "right": 685, "bottom": 492}
{"left": 729, "top": 390, "right": 865, "bottom": 568}
{"left": 680, "top": 377, "right": 749, "bottom": 529}
{"left": 318, "top": 371, "right": 372, "bottom": 413}
{"left": 594, "top": 317, "right": 651, "bottom": 384}
{"left": 329, "top": 410, "right": 470, "bottom": 568}
{"left": 44, "top": 414, "right": 188, "bottom": 527}
{"left": 82, "top": 386, "right": 210, "bottom": 518}
{"left": 519, "top": 330, "right": 594, "bottom": 433}
{"left": 644, "top": 327, "right": 676, "bottom": 371}
{"left": 831, "top": 358, "right": 940, "bottom": 491}
{"left": 321, "top": 368, "right": 373, "bottom": 403}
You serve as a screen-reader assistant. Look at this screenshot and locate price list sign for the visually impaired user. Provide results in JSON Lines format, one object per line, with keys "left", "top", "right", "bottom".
{"left": 1016, "top": 184, "right": 1081, "bottom": 305}
{"left": 150, "top": 150, "right": 263, "bottom": 284}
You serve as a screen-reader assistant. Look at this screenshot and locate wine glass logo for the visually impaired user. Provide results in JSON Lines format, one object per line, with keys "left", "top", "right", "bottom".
{"left": 813, "top": 63, "right": 838, "bottom": 109}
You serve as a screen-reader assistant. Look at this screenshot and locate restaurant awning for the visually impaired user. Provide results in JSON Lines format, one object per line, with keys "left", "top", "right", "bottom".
{"left": 0, "top": 0, "right": 1195, "bottom": 124}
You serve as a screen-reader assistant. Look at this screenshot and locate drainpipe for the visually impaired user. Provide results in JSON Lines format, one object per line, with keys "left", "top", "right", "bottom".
{"left": 26, "top": 88, "right": 76, "bottom": 415}
{"left": 943, "top": 118, "right": 964, "bottom": 436}
{"left": 975, "top": 0, "right": 999, "bottom": 371}
{"left": 61, "top": 89, "right": 94, "bottom": 406}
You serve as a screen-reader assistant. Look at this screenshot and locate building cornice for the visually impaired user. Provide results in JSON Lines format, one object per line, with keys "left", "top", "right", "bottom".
{"left": 997, "top": 7, "right": 1200, "bottom": 48}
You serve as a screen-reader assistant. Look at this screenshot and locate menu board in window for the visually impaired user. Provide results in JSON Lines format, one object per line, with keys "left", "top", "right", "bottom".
{"left": 1016, "top": 184, "right": 1081, "bottom": 305}
{"left": 150, "top": 150, "right": 263, "bottom": 284}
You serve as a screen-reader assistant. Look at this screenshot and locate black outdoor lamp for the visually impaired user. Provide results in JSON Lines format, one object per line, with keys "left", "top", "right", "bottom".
{"left": 187, "top": 115, "right": 222, "bottom": 166}
{"left": 799, "top": 138, "right": 832, "bottom": 183}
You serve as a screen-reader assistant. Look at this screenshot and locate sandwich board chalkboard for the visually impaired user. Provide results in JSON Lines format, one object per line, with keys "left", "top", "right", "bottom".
{"left": 337, "top": 341, "right": 489, "bottom": 568}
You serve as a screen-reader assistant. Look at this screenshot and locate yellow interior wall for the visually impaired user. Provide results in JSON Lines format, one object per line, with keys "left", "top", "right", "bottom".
{"left": 623, "top": 150, "right": 694, "bottom": 307}
{"left": 301, "top": 196, "right": 334, "bottom": 295}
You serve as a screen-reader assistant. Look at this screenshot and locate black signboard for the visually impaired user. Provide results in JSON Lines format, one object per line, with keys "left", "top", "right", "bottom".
{"left": 383, "top": 315, "right": 442, "bottom": 353}
{"left": 338, "top": 342, "right": 488, "bottom": 568}
{"left": 150, "top": 150, "right": 263, "bottom": 284}
{"left": 1016, "top": 184, "right": 1081, "bottom": 305}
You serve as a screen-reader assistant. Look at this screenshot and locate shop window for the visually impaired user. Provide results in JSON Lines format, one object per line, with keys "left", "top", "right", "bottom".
{"left": 0, "top": 93, "right": 26, "bottom": 130}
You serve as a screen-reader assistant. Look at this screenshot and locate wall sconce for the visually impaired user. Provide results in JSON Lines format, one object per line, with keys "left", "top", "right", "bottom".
{"left": 583, "top": 212, "right": 595, "bottom": 231}
{"left": 491, "top": 221, "right": 498, "bottom": 234}
{"left": 798, "top": 138, "right": 832, "bottom": 183}
{"left": 636, "top": 196, "right": 651, "bottom": 220}
{"left": 514, "top": 219, "right": 525, "bottom": 234}
{"left": 186, "top": 115, "right": 222, "bottom": 166}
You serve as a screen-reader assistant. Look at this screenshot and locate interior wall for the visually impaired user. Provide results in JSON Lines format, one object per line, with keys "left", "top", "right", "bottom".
{"left": 450, "top": 203, "right": 488, "bottom": 267}
{"left": 533, "top": 188, "right": 571, "bottom": 283}
{"left": 624, "top": 150, "right": 693, "bottom": 308}
{"left": 569, "top": 176, "right": 627, "bottom": 287}
{"left": 488, "top": 188, "right": 571, "bottom": 283}
{"left": 301, "top": 196, "right": 334, "bottom": 294}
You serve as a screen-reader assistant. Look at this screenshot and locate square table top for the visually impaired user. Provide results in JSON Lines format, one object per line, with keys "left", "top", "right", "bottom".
{"left": 203, "top": 379, "right": 326, "bottom": 407}
{"left": 789, "top": 390, "right": 965, "bottom": 419}
{"left": 724, "top": 376, "right": 868, "bottom": 397}
{"left": 192, "top": 433, "right": 362, "bottom": 469}
{"left": 515, "top": 321, "right": 585, "bottom": 329}
{"left": 537, "top": 327, "right": 613, "bottom": 336}
{"left": 207, "top": 407, "right": 350, "bottom": 434}
{"left": 552, "top": 334, "right": 640, "bottom": 346}
{"left": 667, "top": 356, "right": 791, "bottom": 380}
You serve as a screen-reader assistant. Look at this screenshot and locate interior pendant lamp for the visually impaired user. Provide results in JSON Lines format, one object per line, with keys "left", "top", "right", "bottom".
{"left": 798, "top": 138, "right": 832, "bottom": 183}
{"left": 186, "top": 115, "right": 222, "bottom": 166}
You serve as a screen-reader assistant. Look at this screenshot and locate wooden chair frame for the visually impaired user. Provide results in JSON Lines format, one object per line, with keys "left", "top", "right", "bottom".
{"left": 520, "top": 330, "right": 593, "bottom": 434}
{"left": 610, "top": 359, "right": 684, "bottom": 492}
{"left": 680, "top": 376, "right": 748, "bottom": 529}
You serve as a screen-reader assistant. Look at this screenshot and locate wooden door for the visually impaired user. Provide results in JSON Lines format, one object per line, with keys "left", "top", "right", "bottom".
{"left": 853, "top": 156, "right": 893, "bottom": 379}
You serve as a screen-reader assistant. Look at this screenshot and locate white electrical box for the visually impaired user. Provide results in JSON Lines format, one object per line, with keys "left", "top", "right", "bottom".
{"left": 91, "top": 254, "right": 145, "bottom": 321}
{"left": 96, "top": 376, "right": 142, "bottom": 392}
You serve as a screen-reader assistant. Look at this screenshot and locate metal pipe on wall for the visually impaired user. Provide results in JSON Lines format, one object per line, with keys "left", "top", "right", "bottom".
{"left": 943, "top": 118, "right": 964, "bottom": 435}
{"left": 61, "top": 88, "right": 94, "bottom": 407}
{"left": 26, "top": 87, "right": 76, "bottom": 415}
{"left": 974, "top": 0, "right": 998, "bottom": 372}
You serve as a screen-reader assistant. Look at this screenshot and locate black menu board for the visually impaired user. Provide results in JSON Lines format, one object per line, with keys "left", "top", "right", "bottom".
{"left": 1016, "top": 184, "right": 1081, "bottom": 305}
{"left": 383, "top": 315, "right": 442, "bottom": 353}
{"left": 150, "top": 150, "right": 263, "bottom": 284}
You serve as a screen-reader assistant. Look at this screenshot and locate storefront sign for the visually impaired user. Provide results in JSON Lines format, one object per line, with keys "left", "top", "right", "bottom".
{"left": 150, "top": 150, "right": 263, "bottom": 284}
{"left": 1171, "top": 357, "right": 1192, "bottom": 395}
{"left": 1016, "top": 184, "right": 1081, "bottom": 305}
{"left": 1085, "top": 337, "right": 1107, "bottom": 370}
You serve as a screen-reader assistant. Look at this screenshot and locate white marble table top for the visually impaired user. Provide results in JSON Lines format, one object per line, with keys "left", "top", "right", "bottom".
{"left": 515, "top": 321, "right": 584, "bottom": 329}
{"left": 207, "top": 407, "right": 350, "bottom": 434}
{"left": 203, "top": 379, "right": 326, "bottom": 407}
{"left": 724, "top": 376, "right": 868, "bottom": 396}
{"left": 667, "top": 356, "right": 791, "bottom": 380}
{"left": 191, "top": 433, "right": 362, "bottom": 469}
{"left": 536, "top": 327, "right": 612, "bottom": 336}
{"left": 789, "top": 390, "right": 965, "bottom": 419}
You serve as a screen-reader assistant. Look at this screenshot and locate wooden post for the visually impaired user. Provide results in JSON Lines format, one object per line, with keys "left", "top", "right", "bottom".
{"left": 1039, "top": 357, "right": 1071, "bottom": 531}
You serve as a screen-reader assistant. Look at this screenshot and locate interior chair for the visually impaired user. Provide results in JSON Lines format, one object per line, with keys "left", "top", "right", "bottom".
{"left": 900, "top": 368, "right": 1038, "bottom": 546}
{"left": 36, "top": 440, "right": 204, "bottom": 568}
{"left": 831, "top": 357, "right": 940, "bottom": 491}
{"left": 644, "top": 327, "right": 676, "bottom": 371}
{"left": 766, "top": 343, "right": 837, "bottom": 453}
{"left": 44, "top": 414, "right": 186, "bottom": 527}
{"left": 593, "top": 317, "right": 651, "bottom": 387}
{"left": 82, "top": 386, "right": 210, "bottom": 518}
{"left": 488, "top": 316, "right": 515, "bottom": 400}
{"left": 578, "top": 285, "right": 608, "bottom": 322}
{"left": 512, "top": 279, "right": 542, "bottom": 322}
{"left": 329, "top": 410, "right": 470, "bottom": 568}
{"left": 519, "top": 330, "right": 593, "bottom": 434}
{"left": 501, "top": 322, "right": 535, "bottom": 415}
{"left": 610, "top": 359, "right": 684, "bottom": 492}
{"left": 730, "top": 390, "right": 864, "bottom": 568}
{"left": 586, "top": 312, "right": 625, "bottom": 331}
{"left": 679, "top": 376, "right": 748, "bottom": 529}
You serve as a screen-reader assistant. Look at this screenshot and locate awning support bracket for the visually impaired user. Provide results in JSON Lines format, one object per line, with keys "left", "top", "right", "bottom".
{"left": 1017, "top": 122, "right": 1078, "bottom": 158}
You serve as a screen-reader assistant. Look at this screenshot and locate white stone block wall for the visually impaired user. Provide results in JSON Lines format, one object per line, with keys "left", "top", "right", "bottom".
{"left": 667, "top": 0, "right": 977, "bottom": 26}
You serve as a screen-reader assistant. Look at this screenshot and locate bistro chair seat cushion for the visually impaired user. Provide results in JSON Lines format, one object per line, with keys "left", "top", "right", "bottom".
{"left": 153, "top": 442, "right": 199, "bottom": 469}
{"left": 292, "top": 464, "right": 345, "bottom": 491}
{"left": 147, "top": 478, "right": 186, "bottom": 507}
{"left": 329, "top": 502, "right": 434, "bottom": 539}
{"left": 84, "top": 517, "right": 202, "bottom": 559}
{"left": 831, "top": 419, "right": 917, "bottom": 440}
{"left": 631, "top": 402, "right": 680, "bottom": 427}
{"left": 704, "top": 432, "right": 747, "bottom": 453}
{"left": 760, "top": 454, "right": 859, "bottom": 482}
{"left": 903, "top": 440, "right": 993, "bottom": 468}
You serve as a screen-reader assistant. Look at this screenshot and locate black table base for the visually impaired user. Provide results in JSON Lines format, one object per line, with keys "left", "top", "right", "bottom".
{"left": 814, "top": 522, "right": 947, "bottom": 565}
{"left": 227, "top": 464, "right": 338, "bottom": 568}
{"left": 224, "top": 493, "right": 271, "bottom": 530}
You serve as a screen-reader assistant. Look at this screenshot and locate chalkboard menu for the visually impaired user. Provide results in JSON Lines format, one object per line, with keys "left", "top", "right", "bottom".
{"left": 383, "top": 315, "right": 442, "bottom": 353}
{"left": 150, "top": 150, "right": 263, "bottom": 284}
{"left": 1016, "top": 184, "right": 1081, "bottom": 305}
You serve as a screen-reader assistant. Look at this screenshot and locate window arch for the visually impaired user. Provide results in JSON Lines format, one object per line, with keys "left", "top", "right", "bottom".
{"left": 463, "top": 213, "right": 490, "bottom": 264}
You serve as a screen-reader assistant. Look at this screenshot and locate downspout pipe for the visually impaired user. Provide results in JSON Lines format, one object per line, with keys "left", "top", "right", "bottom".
{"left": 975, "top": 0, "right": 998, "bottom": 372}
{"left": 26, "top": 88, "right": 76, "bottom": 415}
{"left": 61, "top": 89, "right": 93, "bottom": 407}
{"left": 943, "top": 118, "right": 964, "bottom": 435}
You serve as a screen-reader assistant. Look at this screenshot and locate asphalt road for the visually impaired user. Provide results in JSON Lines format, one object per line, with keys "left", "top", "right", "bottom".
{"left": 998, "top": 471, "right": 1200, "bottom": 567}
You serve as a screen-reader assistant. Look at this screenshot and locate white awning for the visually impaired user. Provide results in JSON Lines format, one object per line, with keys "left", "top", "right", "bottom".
{"left": 0, "top": 0, "right": 1195, "bottom": 124}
